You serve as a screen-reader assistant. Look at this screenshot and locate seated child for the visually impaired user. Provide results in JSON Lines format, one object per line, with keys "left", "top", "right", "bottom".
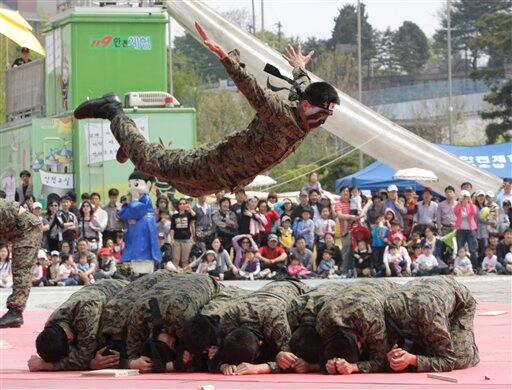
{"left": 382, "top": 240, "right": 412, "bottom": 277}
{"left": 354, "top": 240, "right": 373, "bottom": 277}
{"left": 96, "top": 247, "right": 118, "bottom": 279}
{"left": 317, "top": 249, "right": 336, "bottom": 278}
{"left": 479, "top": 246, "right": 504, "bottom": 275}
{"left": 453, "top": 247, "right": 474, "bottom": 276}
{"left": 47, "top": 251, "right": 61, "bottom": 286}
{"left": 413, "top": 243, "right": 440, "bottom": 276}
{"left": 188, "top": 250, "right": 218, "bottom": 276}
{"left": 57, "top": 254, "right": 79, "bottom": 286}
{"left": 278, "top": 216, "right": 295, "bottom": 252}
{"left": 76, "top": 252, "right": 95, "bottom": 284}
{"left": 238, "top": 248, "right": 261, "bottom": 280}
{"left": 287, "top": 253, "right": 312, "bottom": 278}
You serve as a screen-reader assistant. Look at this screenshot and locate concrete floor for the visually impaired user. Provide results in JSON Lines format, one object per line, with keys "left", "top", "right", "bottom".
{"left": 1, "top": 275, "right": 510, "bottom": 311}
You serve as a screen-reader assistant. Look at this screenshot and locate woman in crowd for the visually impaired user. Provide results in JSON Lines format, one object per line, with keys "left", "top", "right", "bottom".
{"left": 211, "top": 197, "right": 238, "bottom": 252}
{"left": 320, "top": 194, "right": 336, "bottom": 219}
{"left": 257, "top": 199, "right": 280, "bottom": 244}
{"left": 46, "top": 199, "right": 61, "bottom": 252}
{"left": 0, "top": 245, "right": 12, "bottom": 289}
{"left": 316, "top": 232, "right": 342, "bottom": 270}
{"left": 232, "top": 233, "right": 259, "bottom": 269}
{"left": 454, "top": 190, "right": 479, "bottom": 270}
{"left": 211, "top": 237, "right": 238, "bottom": 280}
{"left": 475, "top": 191, "right": 490, "bottom": 259}
{"left": 266, "top": 191, "right": 279, "bottom": 209}
{"left": 78, "top": 200, "right": 102, "bottom": 254}
{"left": 156, "top": 195, "right": 170, "bottom": 221}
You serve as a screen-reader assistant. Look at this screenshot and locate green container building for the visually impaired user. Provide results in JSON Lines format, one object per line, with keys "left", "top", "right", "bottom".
{"left": 0, "top": 7, "right": 196, "bottom": 206}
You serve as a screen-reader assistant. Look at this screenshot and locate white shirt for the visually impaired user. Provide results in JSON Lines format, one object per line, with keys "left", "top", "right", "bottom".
{"left": 383, "top": 246, "right": 411, "bottom": 266}
{"left": 416, "top": 254, "right": 438, "bottom": 270}
{"left": 481, "top": 255, "right": 499, "bottom": 269}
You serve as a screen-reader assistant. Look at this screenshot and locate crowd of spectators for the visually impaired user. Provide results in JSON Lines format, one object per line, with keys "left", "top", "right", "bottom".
{"left": 0, "top": 171, "right": 511, "bottom": 288}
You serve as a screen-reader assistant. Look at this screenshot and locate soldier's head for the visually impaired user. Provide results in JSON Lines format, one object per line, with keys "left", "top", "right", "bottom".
{"left": 323, "top": 330, "right": 360, "bottom": 364}
{"left": 36, "top": 324, "right": 71, "bottom": 362}
{"left": 141, "top": 336, "right": 176, "bottom": 373}
{"left": 290, "top": 326, "right": 323, "bottom": 364}
{"left": 298, "top": 82, "right": 339, "bottom": 130}
{"left": 222, "top": 327, "right": 262, "bottom": 365}
{"left": 182, "top": 314, "right": 220, "bottom": 355}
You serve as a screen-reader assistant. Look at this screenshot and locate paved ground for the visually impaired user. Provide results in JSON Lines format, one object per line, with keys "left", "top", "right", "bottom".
{"left": 1, "top": 275, "right": 511, "bottom": 310}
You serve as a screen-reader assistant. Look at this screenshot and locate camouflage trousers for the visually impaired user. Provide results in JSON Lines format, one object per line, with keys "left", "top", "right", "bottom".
{"left": 6, "top": 212, "right": 43, "bottom": 312}
{"left": 110, "top": 114, "right": 303, "bottom": 196}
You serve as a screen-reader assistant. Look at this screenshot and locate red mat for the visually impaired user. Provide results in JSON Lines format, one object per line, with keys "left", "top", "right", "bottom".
{"left": 0, "top": 301, "right": 510, "bottom": 389}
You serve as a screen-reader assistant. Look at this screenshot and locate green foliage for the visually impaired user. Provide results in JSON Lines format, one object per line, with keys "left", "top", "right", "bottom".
{"left": 469, "top": 11, "right": 512, "bottom": 143}
{"left": 329, "top": 4, "right": 377, "bottom": 71}
{"left": 374, "top": 28, "right": 400, "bottom": 75}
{"left": 433, "top": 0, "right": 512, "bottom": 72}
{"left": 392, "top": 21, "right": 429, "bottom": 75}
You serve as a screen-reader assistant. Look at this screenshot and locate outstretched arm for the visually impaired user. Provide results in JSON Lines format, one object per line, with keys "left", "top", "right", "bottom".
{"left": 196, "top": 22, "right": 289, "bottom": 123}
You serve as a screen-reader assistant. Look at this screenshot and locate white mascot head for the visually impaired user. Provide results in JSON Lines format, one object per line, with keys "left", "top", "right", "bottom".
{"left": 128, "top": 170, "right": 155, "bottom": 201}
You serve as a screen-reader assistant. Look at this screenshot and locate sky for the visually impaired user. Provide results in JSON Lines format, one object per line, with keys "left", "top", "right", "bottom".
{"left": 170, "top": 0, "right": 446, "bottom": 41}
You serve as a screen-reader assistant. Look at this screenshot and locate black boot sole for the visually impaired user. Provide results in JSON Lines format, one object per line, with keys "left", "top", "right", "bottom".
{"left": 74, "top": 92, "right": 120, "bottom": 120}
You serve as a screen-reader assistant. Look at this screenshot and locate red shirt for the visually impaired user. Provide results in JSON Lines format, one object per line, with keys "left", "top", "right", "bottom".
{"left": 334, "top": 200, "right": 351, "bottom": 234}
{"left": 351, "top": 223, "right": 371, "bottom": 249}
{"left": 264, "top": 210, "right": 280, "bottom": 233}
{"left": 259, "top": 245, "right": 285, "bottom": 260}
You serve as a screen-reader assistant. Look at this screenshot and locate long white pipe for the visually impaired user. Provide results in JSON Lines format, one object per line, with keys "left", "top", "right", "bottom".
{"left": 166, "top": 0, "right": 500, "bottom": 193}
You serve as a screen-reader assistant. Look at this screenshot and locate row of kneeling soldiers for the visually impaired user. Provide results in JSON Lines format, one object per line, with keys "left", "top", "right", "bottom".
{"left": 28, "top": 273, "right": 479, "bottom": 375}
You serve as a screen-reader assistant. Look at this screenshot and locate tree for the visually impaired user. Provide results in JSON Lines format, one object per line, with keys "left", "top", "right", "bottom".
{"left": 433, "top": 0, "right": 512, "bottom": 73}
{"left": 374, "top": 27, "right": 399, "bottom": 75}
{"left": 314, "top": 51, "right": 358, "bottom": 93}
{"left": 172, "top": 50, "right": 201, "bottom": 108}
{"left": 329, "top": 3, "right": 376, "bottom": 75}
{"left": 469, "top": 11, "right": 512, "bottom": 143}
{"left": 392, "top": 21, "right": 429, "bottom": 75}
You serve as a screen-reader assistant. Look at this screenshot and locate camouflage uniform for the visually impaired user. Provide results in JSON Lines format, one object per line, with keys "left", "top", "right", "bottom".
{"left": 316, "top": 279, "right": 397, "bottom": 373}
{"left": 109, "top": 50, "right": 312, "bottom": 196}
{"left": 0, "top": 200, "right": 42, "bottom": 312}
{"left": 99, "top": 269, "right": 178, "bottom": 344}
{"left": 219, "top": 280, "right": 309, "bottom": 372}
{"left": 44, "top": 280, "right": 128, "bottom": 370}
{"left": 200, "top": 286, "right": 251, "bottom": 321}
{"left": 126, "top": 273, "right": 222, "bottom": 360}
{"left": 287, "top": 283, "right": 349, "bottom": 330}
{"left": 384, "top": 276, "right": 479, "bottom": 372}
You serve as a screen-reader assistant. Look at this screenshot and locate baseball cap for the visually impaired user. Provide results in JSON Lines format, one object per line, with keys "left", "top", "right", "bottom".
{"left": 299, "top": 190, "right": 309, "bottom": 197}
{"left": 404, "top": 186, "right": 414, "bottom": 192}
{"left": 475, "top": 190, "right": 485, "bottom": 197}
{"left": 268, "top": 234, "right": 279, "bottom": 242}
{"left": 486, "top": 191, "right": 495, "bottom": 198}
{"left": 37, "top": 249, "right": 47, "bottom": 259}
{"left": 33, "top": 202, "right": 42, "bottom": 209}
{"left": 50, "top": 250, "right": 60, "bottom": 257}
{"left": 387, "top": 184, "right": 398, "bottom": 192}
{"left": 423, "top": 187, "right": 433, "bottom": 194}
{"left": 205, "top": 250, "right": 216, "bottom": 256}
{"left": 460, "top": 190, "right": 471, "bottom": 197}
{"left": 422, "top": 243, "right": 432, "bottom": 249}
{"left": 282, "top": 215, "right": 291, "bottom": 223}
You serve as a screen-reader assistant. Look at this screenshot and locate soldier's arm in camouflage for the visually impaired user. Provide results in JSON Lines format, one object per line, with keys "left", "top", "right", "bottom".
{"left": 415, "top": 312, "right": 457, "bottom": 372}
{"left": 220, "top": 50, "right": 291, "bottom": 124}
{"left": 52, "top": 301, "right": 103, "bottom": 371}
{"left": 355, "top": 315, "right": 390, "bottom": 373}
{"left": 126, "top": 300, "right": 151, "bottom": 360}
{"left": 262, "top": 309, "right": 292, "bottom": 353}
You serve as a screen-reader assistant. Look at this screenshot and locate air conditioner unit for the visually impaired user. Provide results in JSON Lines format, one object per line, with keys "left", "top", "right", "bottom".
{"left": 124, "top": 91, "right": 180, "bottom": 108}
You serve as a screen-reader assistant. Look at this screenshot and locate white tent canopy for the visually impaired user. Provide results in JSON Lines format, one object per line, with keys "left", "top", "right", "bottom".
{"left": 246, "top": 175, "right": 277, "bottom": 188}
{"left": 393, "top": 168, "right": 439, "bottom": 182}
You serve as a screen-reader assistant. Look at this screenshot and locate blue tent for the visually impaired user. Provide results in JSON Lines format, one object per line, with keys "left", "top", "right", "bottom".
{"left": 335, "top": 142, "right": 512, "bottom": 194}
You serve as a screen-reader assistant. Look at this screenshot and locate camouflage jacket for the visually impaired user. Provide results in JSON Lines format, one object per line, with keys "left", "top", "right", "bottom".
{"left": 126, "top": 273, "right": 222, "bottom": 360}
{"left": 45, "top": 280, "right": 128, "bottom": 371}
{"left": 384, "top": 276, "right": 479, "bottom": 372}
{"left": 99, "top": 269, "right": 178, "bottom": 343}
{"left": 316, "top": 279, "right": 397, "bottom": 373}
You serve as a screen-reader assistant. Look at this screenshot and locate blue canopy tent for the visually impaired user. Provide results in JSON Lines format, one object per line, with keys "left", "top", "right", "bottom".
{"left": 335, "top": 142, "right": 512, "bottom": 194}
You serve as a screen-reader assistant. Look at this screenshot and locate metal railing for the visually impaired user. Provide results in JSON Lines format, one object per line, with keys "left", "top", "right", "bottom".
{"left": 5, "top": 59, "right": 45, "bottom": 122}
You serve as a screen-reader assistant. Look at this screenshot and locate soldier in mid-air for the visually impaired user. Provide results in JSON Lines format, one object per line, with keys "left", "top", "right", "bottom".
{"left": 73, "top": 23, "right": 339, "bottom": 196}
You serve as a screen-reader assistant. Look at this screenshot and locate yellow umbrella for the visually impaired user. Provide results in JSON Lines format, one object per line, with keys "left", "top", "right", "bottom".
{"left": 0, "top": 7, "right": 45, "bottom": 55}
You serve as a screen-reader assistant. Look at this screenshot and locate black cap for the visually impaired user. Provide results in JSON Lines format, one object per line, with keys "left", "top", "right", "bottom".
{"left": 21, "top": 47, "right": 30, "bottom": 53}
{"left": 303, "top": 82, "right": 340, "bottom": 109}
{"left": 36, "top": 324, "right": 69, "bottom": 362}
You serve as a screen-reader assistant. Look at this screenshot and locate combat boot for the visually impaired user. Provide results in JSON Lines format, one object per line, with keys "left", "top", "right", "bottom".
{"left": 74, "top": 93, "right": 123, "bottom": 121}
{"left": 0, "top": 309, "right": 23, "bottom": 328}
